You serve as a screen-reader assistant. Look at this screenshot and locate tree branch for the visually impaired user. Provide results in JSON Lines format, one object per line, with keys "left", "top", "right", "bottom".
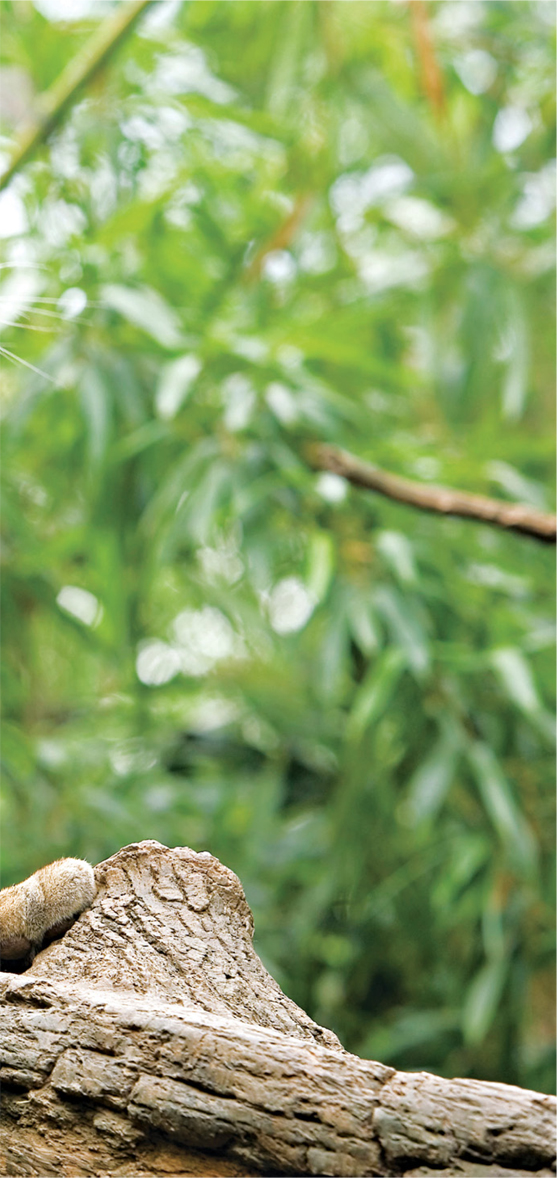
{"left": 307, "top": 443, "right": 557, "bottom": 544}
{"left": 245, "top": 194, "right": 314, "bottom": 280}
{"left": 0, "top": 0, "right": 154, "bottom": 194}
{"left": 409, "top": 0, "right": 447, "bottom": 121}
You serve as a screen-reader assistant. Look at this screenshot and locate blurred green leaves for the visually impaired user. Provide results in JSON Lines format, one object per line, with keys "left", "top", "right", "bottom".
{"left": 0, "top": 0, "right": 554, "bottom": 1095}
{"left": 101, "top": 284, "right": 185, "bottom": 350}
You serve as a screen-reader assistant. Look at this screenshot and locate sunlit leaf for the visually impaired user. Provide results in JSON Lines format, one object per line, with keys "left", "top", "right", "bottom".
{"left": 346, "top": 648, "right": 406, "bottom": 742}
{"left": 374, "top": 586, "right": 430, "bottom": 675}
{"left": 155, "top": 354, "right": 202, "bottom": 420}
{"left": 491, "top": 647, "right": 555, "bottom": 741}
{"left": 102, "top": 284, "right": 184, "bottom": 349}
{"left": 306, "top": 531, "right": 334, "bottom": 602}
{"left": 376, "top": 530, "right": 417, "bottom": 585}
{"left": 462, "top": 957, "right": 508, "bottom": 1046}
{"left": 346, "top": 587, "right": 380, "bottom": 657}
{"left": 406, "top": 717, "right": 461, "bottom": 823}
{"left": 79, "top": 366, "right": 111, "bottom": 469}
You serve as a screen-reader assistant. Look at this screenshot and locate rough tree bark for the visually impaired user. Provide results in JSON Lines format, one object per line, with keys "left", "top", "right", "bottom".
{"left": 1, "top": 841, "right": 555, "bottom": 1178}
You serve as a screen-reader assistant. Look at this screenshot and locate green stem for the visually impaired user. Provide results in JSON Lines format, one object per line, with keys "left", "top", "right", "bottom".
{"left": 0, "top": 0, "right": 154, "bottom": 193}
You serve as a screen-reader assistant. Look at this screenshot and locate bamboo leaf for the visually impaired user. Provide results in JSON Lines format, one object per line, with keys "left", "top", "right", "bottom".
{"left": 346, "top": 649, "right": 406, "bottom": 742}
{"left": 467, "top": 742, "right": 538, "bottom": 876}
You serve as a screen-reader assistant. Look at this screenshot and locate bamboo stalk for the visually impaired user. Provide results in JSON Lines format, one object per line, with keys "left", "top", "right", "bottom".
{"left": 0, "top": 0, "right": 154, "bottom": 193}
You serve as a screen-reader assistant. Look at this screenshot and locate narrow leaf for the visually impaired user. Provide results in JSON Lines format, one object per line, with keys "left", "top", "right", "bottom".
{"left": 102, "top": 284, "right": 183, "bottom": 349}
{"left": 347, "top": 648, "right": 406, "bottom": 742}
{"left": 462, "top": 957, "right": 508, "bottom": 1045}
{"left": 467, "top": 742, "right": 538, "bottom": 876}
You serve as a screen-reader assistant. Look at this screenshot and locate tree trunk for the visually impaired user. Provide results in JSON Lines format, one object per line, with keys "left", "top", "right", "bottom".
{"left": 1, "top": 841, "right": 555, "bottom": 1177}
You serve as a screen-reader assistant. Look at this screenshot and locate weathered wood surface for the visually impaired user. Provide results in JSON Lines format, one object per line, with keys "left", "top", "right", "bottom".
{"left": 1, "top": 841, "right": 555, "bottom": 1177}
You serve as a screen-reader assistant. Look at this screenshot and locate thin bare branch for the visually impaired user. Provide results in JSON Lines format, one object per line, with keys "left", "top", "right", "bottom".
{"left": 245, "top": 194, "right": 313, "bottom": 280}
{"left": 307, "top": 443, "right": 556, "bottom": 544}
{"left": 409, "top": 0, "right": 446, "bottom": 120}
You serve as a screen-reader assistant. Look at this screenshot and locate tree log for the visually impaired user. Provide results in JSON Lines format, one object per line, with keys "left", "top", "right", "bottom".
{"left": 1, "top": 841, "right": 555, "bottom": 1177}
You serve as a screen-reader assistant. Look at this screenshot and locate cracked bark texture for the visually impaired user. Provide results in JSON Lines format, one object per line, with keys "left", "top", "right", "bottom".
{"left": 1, "top": 841, "right": 555, "bottom": 1178}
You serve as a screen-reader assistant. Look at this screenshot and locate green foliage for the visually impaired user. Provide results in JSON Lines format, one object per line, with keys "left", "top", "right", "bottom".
{"left": 0, "top": 0, "right": 554, "bottom": 1093}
